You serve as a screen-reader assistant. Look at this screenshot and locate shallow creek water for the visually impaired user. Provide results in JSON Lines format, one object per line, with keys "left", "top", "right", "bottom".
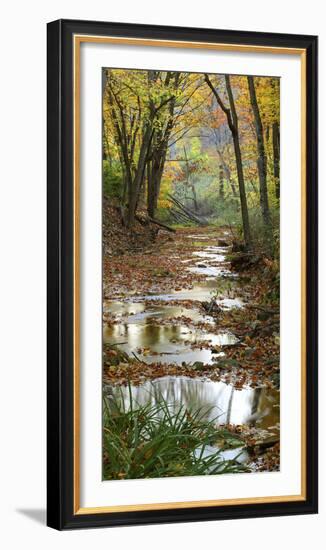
{"left": 104, "top": 232, "right": 280, "bottom": 464}
{"left": 104, "top": 238, "right": 243, "bottom": 365}
{"left": 105, "top": 323, "right": 237, "bottom": 365}
{"left": 103, "top": 376, "right": 279, "bottom": 463}
{"left": 104, "top": 376, "right": 279, "bottom": 429}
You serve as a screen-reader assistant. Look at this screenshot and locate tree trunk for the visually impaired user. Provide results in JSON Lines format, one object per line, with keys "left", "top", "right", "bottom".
{"left": 147, "top": 149, "right": 166, "bottom": 217}
{"left": 247, "top": 76, "right": 272, "bottom": 228}
{"left": 272, "top": 121, "right": 280, "bottom": 200}
{"left": 226, "top": 386, "right": 235, "bottom": 424}
{"left": 147, "top": 160, "right": 155, "bottom": 217}
{"left": 216, "top": 149, "right": 237, "bottom": 197}
{"left": 225, "top": 75, "right": 252, "bottom": 248}
{"left": 232, "top": 135, "right": 252, "bottom": 248}
{"left": 183, "top": 146, "right": 198, "bottom": 211}
{"left": 146, "top": 72, "right": 180, "bottom": 217}
{"left": 230, "top": 180, "right": 238, "bottom": 197}
{"left": 219, "top": 164, "right": 224, "bottom": 200}
{"left": 127, "top": 122, "right": 154, "bottom": 227}
{"left": 205, "top": 73, "right": 251, "bottom": 247}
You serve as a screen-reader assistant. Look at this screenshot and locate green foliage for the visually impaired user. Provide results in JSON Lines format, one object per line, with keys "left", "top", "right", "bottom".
{"left": 103, "top": 160, "right": 123, "bottom": 200}
{"left": 103, "top": 383, "right": 247, "bottom": 480}
{"left": 209, "top": 199, "right": 241, "bottom": 227}
{"left": 246, "top": 205, "right": 279, "bottom": 256}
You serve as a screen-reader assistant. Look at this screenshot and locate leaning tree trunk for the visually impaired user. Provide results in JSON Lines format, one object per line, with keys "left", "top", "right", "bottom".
{"left": 232, "top": 135, "right": 252, "bottom": 248}
{"left": 225, "top": 75, "right": 252, "bottom": 249}
{"left": 247, "top": 76, "right": 271, "bottom": 228}
{"left": 205, "top": 73, "right": 251, "bottom": 248}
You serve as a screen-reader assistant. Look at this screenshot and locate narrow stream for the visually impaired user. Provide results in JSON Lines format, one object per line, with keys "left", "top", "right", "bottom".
{"left": 104, "top": 232, "right": 280, "bottom": 466}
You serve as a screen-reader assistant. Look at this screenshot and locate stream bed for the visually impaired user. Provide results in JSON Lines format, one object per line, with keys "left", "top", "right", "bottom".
{"left": 103, "top": 231, "right": 280, "bottom": 468}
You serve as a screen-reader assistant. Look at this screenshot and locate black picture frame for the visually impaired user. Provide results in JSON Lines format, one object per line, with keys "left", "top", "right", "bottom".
{"left": 47, "top": 18, "right": 318, "bottom": 530}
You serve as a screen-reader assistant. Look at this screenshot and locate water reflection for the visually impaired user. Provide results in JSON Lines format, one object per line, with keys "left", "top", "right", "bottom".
{"left": 104, "top": 323, "right": 238, "bottom": 365}
{"left": 105, "top": 376, "right": 279, "bottom": 428}
{"left": 187, "top": 265, "right": 230, "bottom": 277}
{"left": 127, "top": 276, "right": 243, "bottom": 307}
{"left": 131, "top": 279, "right": 218, "bottom": 303}
{"left": 104, "top": 301, "right": 215, "bottom": 325}
{"left": 193, "top": 251, "right": 226, "bottom": 262}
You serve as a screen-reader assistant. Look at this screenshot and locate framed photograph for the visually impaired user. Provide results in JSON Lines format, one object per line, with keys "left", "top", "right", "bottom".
{"left": 47, "top": 19, "right": 318, "bottom": 530}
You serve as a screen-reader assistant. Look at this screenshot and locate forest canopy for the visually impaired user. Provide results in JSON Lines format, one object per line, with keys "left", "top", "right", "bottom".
{"left": 103, "top": 68, "right": 280, "bottom": 252}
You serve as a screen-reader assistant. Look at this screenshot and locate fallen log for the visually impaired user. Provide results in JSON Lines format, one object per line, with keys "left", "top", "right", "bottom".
{"left": 246, "top": 436, "right": 279, "bottom": 454}
{"left": 135, "top": 214, "right": 175, "bottom": 233}
{"left": 169, "top": 207, "right": 190, "bottom": 224}
{"left": 148, "top": 216, "right": 176, "bottom": 233}
{"left": 167, "top": 198, "right": 197, "bottom": 223}
{"left": 171, "top": 198, "right": 204, "bottom": 223}
{"left": 167, "top": 194, "right": 208, "bottom": 225}
{"left": 171, "top": 213, "right": 188, "bottom": 225}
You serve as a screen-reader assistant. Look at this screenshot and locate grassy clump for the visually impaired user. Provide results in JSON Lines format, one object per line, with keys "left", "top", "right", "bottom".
{"left": 103, "top": 384, "right": 247, "bottom": 480}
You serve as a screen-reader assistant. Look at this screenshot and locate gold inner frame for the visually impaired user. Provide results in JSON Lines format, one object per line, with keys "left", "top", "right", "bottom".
{"left": 73, "top": 34, "right": 307, "bottom": 515}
